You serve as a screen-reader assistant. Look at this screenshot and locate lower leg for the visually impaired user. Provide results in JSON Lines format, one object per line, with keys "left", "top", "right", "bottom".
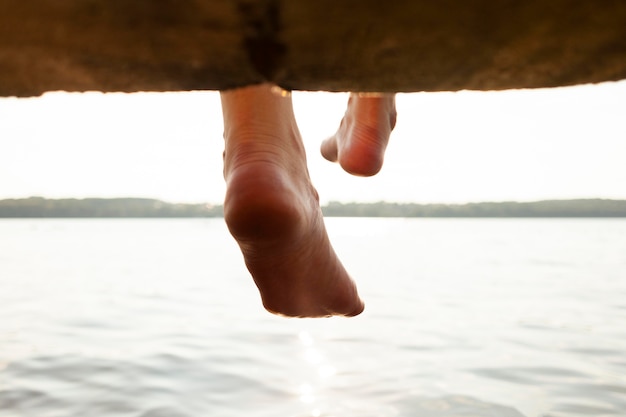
{"left": 220, "top": 84, "right": 364, "bottom": 318}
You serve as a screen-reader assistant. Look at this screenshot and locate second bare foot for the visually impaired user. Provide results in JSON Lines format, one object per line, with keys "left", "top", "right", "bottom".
{"left": 321, "top": 93, "right": 396, "bottom": 176}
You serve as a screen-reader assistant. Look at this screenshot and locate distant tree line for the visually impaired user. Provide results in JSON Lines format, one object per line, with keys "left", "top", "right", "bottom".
{"left": 1, "top": 197, "right": 626, "bottom": 218}
{"left": 322, "top": 199, "right": 626, "bottom": 217}
{"left": 0, "top": 197, "right": 222, "bottom": 218}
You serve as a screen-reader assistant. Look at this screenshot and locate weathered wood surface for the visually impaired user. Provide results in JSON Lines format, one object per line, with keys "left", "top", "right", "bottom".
{"left": 1, "top": 0, "right": 626, "bottom": 96}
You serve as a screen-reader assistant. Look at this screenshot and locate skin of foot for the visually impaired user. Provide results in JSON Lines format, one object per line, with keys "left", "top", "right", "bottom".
{"left": 220, "top": 84, "right": 365, "bottom": 318}
{"left": 321, "top": 93, "right": 397, "bottom": 176}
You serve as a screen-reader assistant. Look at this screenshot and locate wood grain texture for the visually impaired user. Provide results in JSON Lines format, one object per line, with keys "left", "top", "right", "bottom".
{"left": 1, "top": 0, "right": 625, "bottom": 96}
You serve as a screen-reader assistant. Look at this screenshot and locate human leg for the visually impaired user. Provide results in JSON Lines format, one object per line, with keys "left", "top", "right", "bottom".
{"left": 220, "top": 84, "right": 364, "bottom": 317}
{"left": 321, "top": 93, "right": 396, "bottom": 176}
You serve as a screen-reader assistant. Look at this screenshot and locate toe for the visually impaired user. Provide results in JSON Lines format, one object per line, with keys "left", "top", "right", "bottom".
{"left": 320, "top": 136, "right": 339, "bottom": 162}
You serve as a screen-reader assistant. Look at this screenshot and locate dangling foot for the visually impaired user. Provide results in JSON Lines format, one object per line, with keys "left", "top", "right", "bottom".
{"left": 321, "top": 93, "right": 396, "bottom": 176}
{"left": 220, "top": 84, "right": 364, "bottom": 318}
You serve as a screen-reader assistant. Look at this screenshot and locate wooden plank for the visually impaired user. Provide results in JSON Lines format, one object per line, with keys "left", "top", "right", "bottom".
{"left": 1, "top": 0, "right": 625, "bottom": 96}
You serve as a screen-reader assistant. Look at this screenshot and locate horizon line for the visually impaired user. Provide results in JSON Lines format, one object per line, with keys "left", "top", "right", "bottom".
{"left": 2, "top": 196, "right": 626, "bottom": 206}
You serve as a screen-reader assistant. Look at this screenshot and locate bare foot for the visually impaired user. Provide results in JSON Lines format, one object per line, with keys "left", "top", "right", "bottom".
{"left": 321, "top": 93, "right": 397, "bottom": 176}
{"left": 220, "top": 84, "right": 364, "bottom": 318}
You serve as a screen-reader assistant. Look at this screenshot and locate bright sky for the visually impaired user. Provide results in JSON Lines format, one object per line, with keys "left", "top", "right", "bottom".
{"left": 1, "top": 81, "right": 625, "bottom": 205}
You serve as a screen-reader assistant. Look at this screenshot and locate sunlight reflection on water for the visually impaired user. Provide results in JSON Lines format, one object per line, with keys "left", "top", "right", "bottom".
{"left": 1, "top": 218, "right": 625, "bottom": 416}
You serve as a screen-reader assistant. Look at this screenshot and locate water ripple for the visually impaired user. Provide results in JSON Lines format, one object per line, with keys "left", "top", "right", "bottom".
{"left": 392, "top": 395, "right": 526, "bottom": 417}
{"left": 2, "top": 218, "right": 625, "bottom": 417}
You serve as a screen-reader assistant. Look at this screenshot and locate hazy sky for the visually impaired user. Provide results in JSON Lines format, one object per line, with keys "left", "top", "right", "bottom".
{"left": 1, "top": 81, "right": 625, "bottom": 204}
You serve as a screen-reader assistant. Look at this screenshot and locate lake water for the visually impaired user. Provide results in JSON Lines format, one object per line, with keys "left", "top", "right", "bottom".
{"left": 0, "top": 218, "right": 625, "bottom": 417}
